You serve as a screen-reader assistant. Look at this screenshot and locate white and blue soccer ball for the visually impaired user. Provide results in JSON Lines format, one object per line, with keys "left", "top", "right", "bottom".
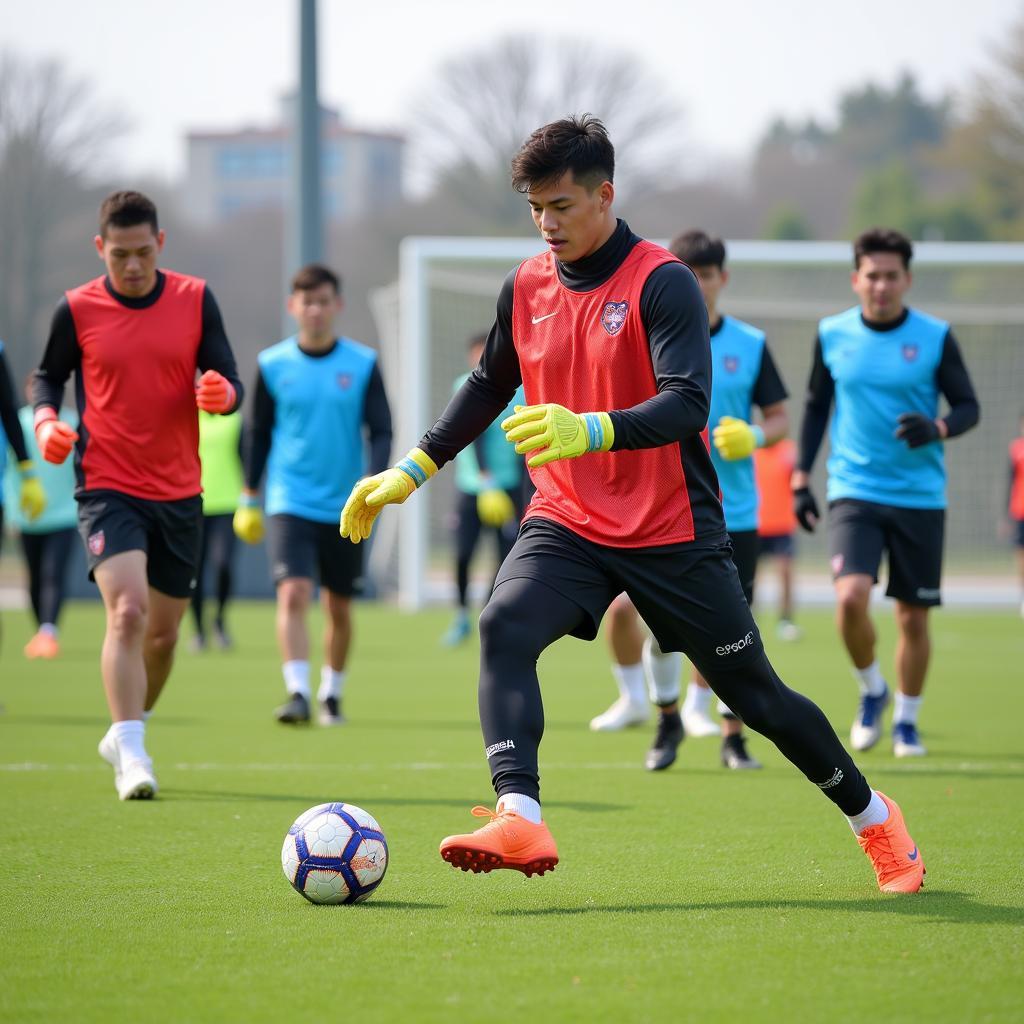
{"left": 282, "top": 802, "right": 388, "bottom": 905}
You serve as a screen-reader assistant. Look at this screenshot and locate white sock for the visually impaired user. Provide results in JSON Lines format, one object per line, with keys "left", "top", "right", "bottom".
{"left": 141, "top": 710, "right": 152, "bottom": 722}
{"left": 853, "top": 661, "right": 887, "bottom": 698}
{"left": 109, "top": 720, "right": 148, "bottom": 764}
{"left": 40, "top": 623, "right": 57, "bottom": 637}
{"left": 642, "top": 636, "right": 682, "bottom": 705}
{"left": 497, "top": 793, "right": 542, "bottom": 824}
{"left": 317, "top": 667, "right": 345, "bottom": 702}
{"left": 683, "top": 681, "right": 713, "bottom": 715}
{"left": 893, "top": 692, "right": 922, "bottom": 726}
{"left": 846, "top": 790, "right": 889, "bottom": 834}
{"left": 611, "top": 661, "right": 647, "bottom": 706}
{"left": 282, "top": 660, "right": 311, "bottom": 699}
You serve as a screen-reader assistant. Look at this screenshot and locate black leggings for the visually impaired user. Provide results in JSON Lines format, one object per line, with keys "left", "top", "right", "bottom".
{"left": 453, "top": 490, "right": 519, "bottom": 608}
{"left": 20, "top": 528, "right": 76, "bottom": 628}
{"left": 190, "top": 514, "right": 236, "bottom": 635}
{"left": 478, "top": 576, "right": 869, "bottom": 815}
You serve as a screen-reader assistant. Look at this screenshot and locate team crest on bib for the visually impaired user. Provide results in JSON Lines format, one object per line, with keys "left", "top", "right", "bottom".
{"left": 902, "top": 344, "right": 919, "bottom": 362}
{"left": 723, "top": 355, "right": 739, "bottom": 373}
{"left": 831, "top": 553, "right": 844, "bottom": 576}
{"left": 337, "top": 372, "right": 352, "bottom": 390}
{"left": 88, "top": 530, "right": 106, "bottom": 556}
{"left": 600, "top": 301, "right": 629, "bottom": 336}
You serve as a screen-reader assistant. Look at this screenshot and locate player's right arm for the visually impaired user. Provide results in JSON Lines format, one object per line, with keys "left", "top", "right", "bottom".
{"left": 791, "top": 334, "right": 834, "bottom": 532}
{"left": 31, "top": 299, "right": 81, "bottom": 465}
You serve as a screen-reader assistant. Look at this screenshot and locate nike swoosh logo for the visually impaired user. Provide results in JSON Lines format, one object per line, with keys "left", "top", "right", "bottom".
{"left": 907, "top": 847, "right": 919, "bottom": 861}
{"left": 531, "top": 312, "right": 558, "bottom": 324}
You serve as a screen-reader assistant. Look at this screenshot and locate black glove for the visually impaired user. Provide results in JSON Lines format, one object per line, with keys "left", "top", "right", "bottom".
{"left": 895, "top": 412, "right": 941, "bottom": 449}
{"left": 794, "top": 486, "right": 820, "bottom": 533}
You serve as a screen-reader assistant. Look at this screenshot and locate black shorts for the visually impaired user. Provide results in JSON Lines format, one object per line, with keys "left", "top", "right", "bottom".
{"left": 828, "top": 498, "right": 944, "bottom": 607}
{"left": 267, "top": 513, "right": 364, "bottom": 596}
{"left": 495, "top": 518, "right": 762, "bottom": 676}
{"left": 727, "top": 529, "right": 759, "bottom": 606}
{"left": 77, "top": 489, "right": 203, "bottom": 598}
{"left": 759, "top": 532, "right": 795, "bottom": 559}
{"left": 1014, "top": 519, "right": 1024, "bottom": 548}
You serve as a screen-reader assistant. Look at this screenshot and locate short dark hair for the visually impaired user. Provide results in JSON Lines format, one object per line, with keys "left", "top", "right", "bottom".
{"left": 510, "top": 114, "right": 614, "bottom": 194}
{"left": 290, "top": 263, "right": 341, "bottom": 295}
{"left": 466, "top": 332, "right": 487, "bottom": 351}
{"left": 669, "top": 229, "right": 726, "bottom": 270}
{"left": 853, "top": 227, "right": 913, "bottom": 270}
{"left": 99, "top": 190, "right": 159, "bottom": 237}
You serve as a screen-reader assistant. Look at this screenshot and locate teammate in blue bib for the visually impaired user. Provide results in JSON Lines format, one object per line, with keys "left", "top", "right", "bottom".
{"left": 794, "top": 228, "right": 979, "bottom": 758}
{"left": 236, "top": 264, "right": 393, "bottom": 726}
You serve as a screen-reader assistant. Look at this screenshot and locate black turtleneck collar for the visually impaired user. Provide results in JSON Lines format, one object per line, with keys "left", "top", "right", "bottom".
{"left": 104, "top": 270, "right": 166, "bottom": 309}
{"left": 861, "top": 308, "right": 910, "bottom": 333}
{"left": 555, "top": 219, "right": 640, "bottom": 293}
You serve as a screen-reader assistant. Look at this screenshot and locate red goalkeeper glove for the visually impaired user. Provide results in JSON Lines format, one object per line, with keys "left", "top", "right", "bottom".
{"left": 195, "top": 370, "right": 236, "bottom": 414}
{"left": 33, "top": 408, "right": 79, "bottom": 465}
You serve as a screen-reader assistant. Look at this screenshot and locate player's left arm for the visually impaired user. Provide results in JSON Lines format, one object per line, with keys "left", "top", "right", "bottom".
{"left": 362, "top": 361, "right": 393, "bottom": 475}
{"left": 195, "top": 287, "right": 245, "bottom": 414}
{"left": 895, "top": 329, "right": 980, "bottom": 448}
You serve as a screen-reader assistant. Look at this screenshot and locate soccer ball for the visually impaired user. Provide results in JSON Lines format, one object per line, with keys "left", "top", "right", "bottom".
{"left": 281, "top": 802, "right": 388, "bottom": 905}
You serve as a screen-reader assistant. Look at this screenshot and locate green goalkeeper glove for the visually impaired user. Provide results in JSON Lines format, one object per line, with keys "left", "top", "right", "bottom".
{"left": 340, "top": 448, "right": 438, "bottom": 544}
{"left": 233, "top": 493, "right": 264, "bottom": 544}
{"left": 476, "top": 486, "right": 515, "bottom": 527}
{"left": 712, "top": 416, "right": 766, "bottom": 461}
{"left": 18, "top": 462, "right": 46, "bottom": 521}
{"left": 501, "top": 403, "right": 614, "bottom": 469}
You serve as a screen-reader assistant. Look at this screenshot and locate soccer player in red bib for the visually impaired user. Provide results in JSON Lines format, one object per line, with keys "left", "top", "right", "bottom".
{"left": 1009, "top": 413, "right": 1024, "bottom": 618}
{"left": 32, "top": 191, "right": 243, "bottom": 801}
{"left": 340, "top": 117, "right": 924, "bottom": 893}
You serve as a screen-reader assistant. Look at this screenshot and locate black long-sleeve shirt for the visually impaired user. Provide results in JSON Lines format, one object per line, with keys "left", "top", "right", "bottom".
{"left": 0, "top": 347, "right": 30, "bottom": 464}
{"left": 798, "top": 311, "right": 980, "bottom": 474}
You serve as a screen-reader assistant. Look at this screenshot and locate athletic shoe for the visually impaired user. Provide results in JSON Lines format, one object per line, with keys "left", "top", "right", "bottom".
{"left": 318, "top": 696, "right": 345, "bottom": 726}
{"left": 721, "top": 734, "right": 762, "bottom": 770}
{"left": 98, "top": 731, "right": 123, "bottom": 791}
{"left": 857, "top": 792, "right": 925, "bottom": 893}
{"left": 23, "top": 631, "right": 59, "bottom": 659}
{"left": 850, "top": 685, "right": 890, "bottom": 752}
{"left": 893, "top": 721, "right": 927, "bottom": 757}
{"left": 440, "top": 613, "right": 471, "bottom": 647}
{"left": 589, "top": 696, "right": 649, "bottom": 731}
{"left": 439, "top": 806, "right": 558, "bottom": 877}
{"left": 681, "top": 706, "right": 720, "bottom": 738}
{"left": 98, "top": 732, "right": 158, "bottom": 800}
{"left": 188, "top": 634, "right": 207, "bottom": 654}
{"left": 777, "top": 619, "right": 803, "bottom": 642}
{"left": 645, "top": 710, "right": 684, "bottom": 771}
{"left": 275, "top": 692, "right": 310, "bottom": 724}
{"left": 213, "top": 623, "right": 233, "bottom": 650}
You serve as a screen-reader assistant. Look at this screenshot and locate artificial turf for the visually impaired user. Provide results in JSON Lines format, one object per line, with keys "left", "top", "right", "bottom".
{"left": 1, "top": 601, "right": 1021, "bottom": 1023}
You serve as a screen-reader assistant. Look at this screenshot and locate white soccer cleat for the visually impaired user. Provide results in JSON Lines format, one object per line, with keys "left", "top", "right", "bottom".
{"left": 589, "top": 696, "right": 649, "bottom": 731}
{"left": 893, "top": 722, "right": 927, "bottom": 758}
{"left": 681, "top": 707, "right": 720, "bottom": 738}
{"left": 118, "top": 759, "right": 158, "bottom": 800}
{"left": 776, "top": 619, "right": 803, "bottom": 642}
{"left": 98, "top": 731, "right": 123, "bottom": 791}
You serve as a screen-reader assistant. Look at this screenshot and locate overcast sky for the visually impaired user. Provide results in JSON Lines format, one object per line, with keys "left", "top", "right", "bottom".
{"left": 1, "top": 0, "right": 1019, "bottom": 184}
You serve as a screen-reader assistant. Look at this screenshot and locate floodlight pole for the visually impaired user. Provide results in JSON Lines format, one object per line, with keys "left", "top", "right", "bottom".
{"left": 291, "top": 0, "right": 322, "bottom": 271}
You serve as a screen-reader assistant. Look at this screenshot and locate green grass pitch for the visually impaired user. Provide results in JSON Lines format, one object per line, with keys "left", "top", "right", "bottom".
{"left": 1, "top": 601, "right": 1022, "bottom": 1023}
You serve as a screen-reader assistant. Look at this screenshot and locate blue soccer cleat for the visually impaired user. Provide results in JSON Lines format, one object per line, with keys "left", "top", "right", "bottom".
{"left": 850, "top": 685, "right": 890, "bottom": 752}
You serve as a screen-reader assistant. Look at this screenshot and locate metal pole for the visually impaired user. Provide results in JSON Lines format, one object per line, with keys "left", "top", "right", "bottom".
{"left": 293, "top": 0, "right": 321, "bottom": 269}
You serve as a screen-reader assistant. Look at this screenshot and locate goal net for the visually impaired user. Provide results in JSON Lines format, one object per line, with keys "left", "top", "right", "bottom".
{"left": 370, "top": 238, "right": 1024, "bottom": 609}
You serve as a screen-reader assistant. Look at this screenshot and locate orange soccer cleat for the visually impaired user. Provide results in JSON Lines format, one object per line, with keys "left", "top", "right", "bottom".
{"left": 440, "top": 805, "right": 559, "bottom": 877}
{"left": 24, "top": 631, "right": 60, "bottom": 660}
{"left": 857, "top": 792, "right": 925, "bottom": 893}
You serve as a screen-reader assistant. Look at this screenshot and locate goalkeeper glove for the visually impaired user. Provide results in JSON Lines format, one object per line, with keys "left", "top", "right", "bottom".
{"left": 195, "top": 370, "right": 237, "bottom": 414}
{"left": 895, "top": 412, "right": 942, "bottom": 449}
{"left": 18, "top": 461, "right": 46, "bottom": 521}
{"left": 476, "top": 484, "right": 515, "bottom": 528}
{"left": 340, "top": 448, "right": 438, "bottom": 544}
{"left": 33, "top": 408, "right": 78, "bottom": 465}
{"left": 712, "top": 416, "right": 766, "bottom": 462}
{"left": 501, "top": 403, "right": 614, "bottom": 469}
{"left": 232, "top": 493, "right": 264, "bottom": 544}
{"left": 794, "top": 486, "right": 820, "bottom": 533}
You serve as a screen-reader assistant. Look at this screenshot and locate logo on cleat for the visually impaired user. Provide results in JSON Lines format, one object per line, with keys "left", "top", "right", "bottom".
{"left": 907, "top": 847, "right": 919, "bottom": 861}
{"left": 485, "top": 739, "right": 516, "bottom": 758}
{"left": 816, "top": 767, "right": 844, "bottom": 789}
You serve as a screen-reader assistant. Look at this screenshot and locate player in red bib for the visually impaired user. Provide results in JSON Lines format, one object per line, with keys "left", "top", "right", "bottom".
{"left": 1009, "top": 414, "right": 1024, "bottom": 618}
{"left": 340, "top": 117, "right": 924, "bottom": 893}
{"left": 32, "top": 191, "right": 243, "bottom": 801}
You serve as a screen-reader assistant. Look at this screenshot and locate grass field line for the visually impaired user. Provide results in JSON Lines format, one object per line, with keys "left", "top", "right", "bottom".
{"left": 3, "top": 758, "right": 1021, "bottom": 774}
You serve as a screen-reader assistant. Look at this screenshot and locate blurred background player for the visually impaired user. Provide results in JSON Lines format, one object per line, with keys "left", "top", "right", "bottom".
{"left": 0, "top": 345, "right": 47, "bottom": 656}
{"left": 190, "top": 408, "right": 243, "bottom": 651}
{"left": 794, "top": 227, "right": 979, "bottom": 758}
{"left": 3, "top": 377, "right": 76, "bottom": 658}
{"left": 1007, "top": 413, "right": 1024, "bottom": 618}
{"left": 32, "top": 189, "right": 243, "bottom": 800}
{"left": 755, "top": 437, "right": 802, "bottom": 641}
{"left": 236, "top": 263, "right": 392, "bottom": 726}
{"left": 591, "top": 230, "right": 789, "bottom": 774}
{"left": 441, "top": 332, "right": 524, "bottom": 647}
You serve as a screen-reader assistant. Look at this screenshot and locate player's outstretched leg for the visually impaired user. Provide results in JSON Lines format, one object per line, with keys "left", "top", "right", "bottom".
{"left": 439, "top": 578, "right": 585, "bottom": 876}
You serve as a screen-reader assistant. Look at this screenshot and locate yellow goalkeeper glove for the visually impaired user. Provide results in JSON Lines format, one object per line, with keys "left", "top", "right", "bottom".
{"left": 233, "top": 493, "right": 264, "bottom": 544}
{"left": 712, "top": 416, "right": 766, "bottom": 462}
{"left": 501, "top": 403, "right": 614, "bottom": 469}
{"left": 476, "top": 485, "right": 515, "bottom": 527}
{"left": 18, "top": 462, "right": 46, "bottom": 521}
{"left": 340, "top": 448, "right": 438, "bottom": 544}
